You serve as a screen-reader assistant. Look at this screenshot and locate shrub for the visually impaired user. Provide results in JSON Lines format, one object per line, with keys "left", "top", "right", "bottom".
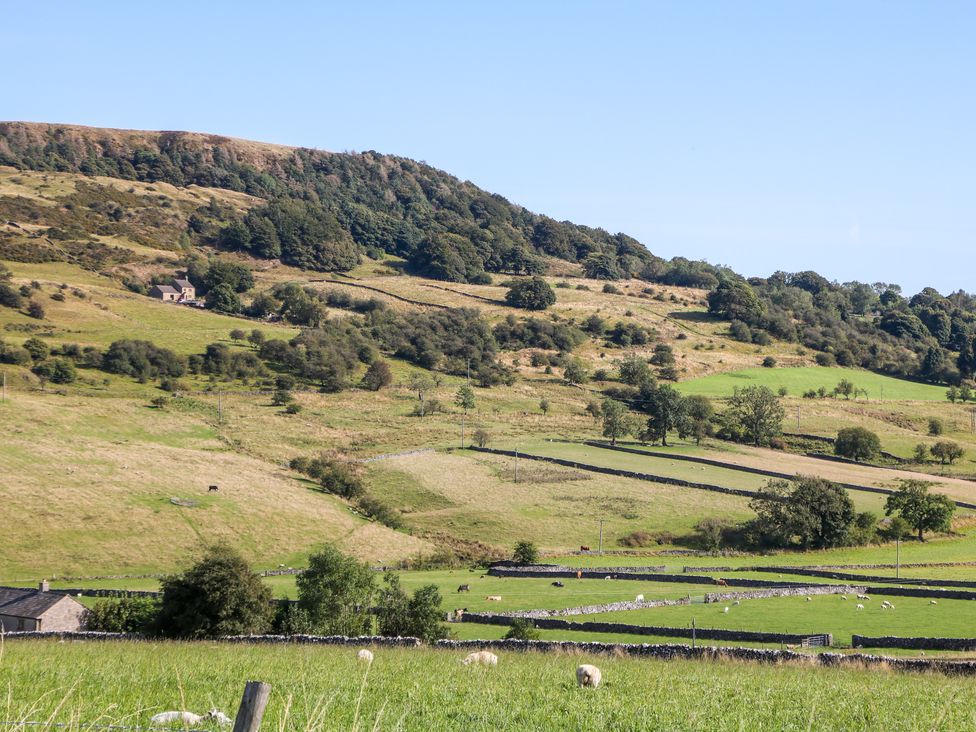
{"left": 928, "top": 417, "right": 945, "bottom": 436}
{"left": 602, "top": 283, "right": 621, "bottom": 294}
{"left": 504, "top": 277, "right": 556, "bottom": 310}
{"left": 375, "top": 572, "right": 447, "bottom": 643}
{"left": 762, "top": 356, "right": 777, "bottom": 368}
{"left": 513, "top": 540, "right": 539, "bottom": 564}
{"left": 504, "top": 618, "right": 541, "bottom": 641}
{"left": 32, "top": 358, "right": 77, "bottom": 384}
{"left": 155, "top": 545, "right": 274, "bottom": 637}
{"left": 284, "top": 402, "right": 302, "bottom": 414}
{"left": 834, "top": 427, "right": 881, "bottom": 462}
{"left": 473, "top": 428, "right": 491, "bottom": 448}
{"left": 27, "top": 301, "right": 45, "bottom": 319}
{"left": 617, "top": 530, "right": 655, "bottom": 548}
{"left": 931, "top": 440, "right": 964, "bottom": 465}
{"left": 85, "top": 596, "right": 160, "bottom": 633}
{"left": 814, "top": 352, "right": 836, "bottom": 367}
{"left": 913, "top": 443, "right": 930, "bottom": 463}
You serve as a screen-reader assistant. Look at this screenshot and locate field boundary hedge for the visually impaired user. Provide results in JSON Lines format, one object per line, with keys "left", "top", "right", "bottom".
{"left": 458, "top": 612, "right": 830, "bottom": 644}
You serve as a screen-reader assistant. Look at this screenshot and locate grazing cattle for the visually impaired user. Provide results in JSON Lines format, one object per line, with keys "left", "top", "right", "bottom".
{"left": 580, "top": 546, "right": 590, "bottom": 552}
{"left": 714, "top": 579, "right": 728, "bottom": 587}
{"left": 208, "top": 485, "right": 219, "bottom": 492}
{"left": 576, "top": 664, "right": 602, "bottom": 688}
{"left": 485, "top": 595, "right": 502, "bottom": 601}
{"left": 457, "top": 584, "right": 471, "bottom": 593}
{"left": 552, "top": 581, "right": 565, "bottom": 588}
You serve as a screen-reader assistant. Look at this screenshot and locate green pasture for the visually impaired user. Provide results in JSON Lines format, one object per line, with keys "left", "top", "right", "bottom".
{"left": 677, "top": 366, "right": 947, "bottom": 401}
{"left": 3, "top": 639, "right": 976, "bottom": 731}
{"left": 582, "top": 593, "right": 975, "bottom": 647}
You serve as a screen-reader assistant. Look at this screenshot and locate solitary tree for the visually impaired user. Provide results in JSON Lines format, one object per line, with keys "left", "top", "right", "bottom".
{"left": 454, "top": 384, "right": 476, "bottom": 414}
{"left": 361, "top": 360, "right": 393, "bottom": 391}
{"left": 725, "top": 385, "right": 785, "bottom": 446}
{"left": 644, "top": 384, "right": 687, "bottom": 447}
{"left": 931, "top": 440, "right": 965, "bottom": 465}
{"left": 834, "top": 379, "right": 856, "bottom": 400}
{"left": 601, "top": 398, "right": 633, "bottom": 446}
{"left": 513, "top": 540, "right": 539, "bottom": 564}
{"left": 683, "top": 394, "right": 715, "bottom": 445}
{"left": 884, "top": 480, "right": 955, "bottom": 541}
{"left": 296, "top": 545, "right": 376, "bottom": 635}
{"left": 504, "top": 277, "right": 556, "bottom": 310}
{"left": 748, "top": 477, "right": 856, "bottom": 550}
{"left": 563, "top": 358, "right": 589, "bottom": 385}
{"left": 834, "top": 427, "right": 881, "bottom": 462}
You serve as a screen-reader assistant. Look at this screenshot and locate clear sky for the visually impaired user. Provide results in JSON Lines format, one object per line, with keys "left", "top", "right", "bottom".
{"left": 3, "top": 1, "right": 973, "bottom": 294}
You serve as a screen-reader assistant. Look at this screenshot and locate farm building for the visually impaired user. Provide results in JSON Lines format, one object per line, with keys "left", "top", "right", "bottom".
{"left": 172, "top": 278, "right": 196, "bottom": 300}
{"left": 150, "top": 278, "right": 196, "bottom": 303}
{"left": 149, "top": 284, "right": 180, "bottom": 302}
{"left": 0, "top": 583, "right": 87, "bottom": 632}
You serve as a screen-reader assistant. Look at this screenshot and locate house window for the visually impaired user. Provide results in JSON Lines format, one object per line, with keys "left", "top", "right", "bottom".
{"left": 17, "top": 618, "right": 25, "bottom": 630}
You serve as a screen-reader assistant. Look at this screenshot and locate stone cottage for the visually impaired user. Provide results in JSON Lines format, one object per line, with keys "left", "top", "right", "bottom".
{"left": 0, "top": 582, "right": 87, "bottom": 632}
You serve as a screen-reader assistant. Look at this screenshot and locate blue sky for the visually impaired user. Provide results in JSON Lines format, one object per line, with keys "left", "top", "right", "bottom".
{"left": 4, "top": 2, "right": 973, "bottom": 294}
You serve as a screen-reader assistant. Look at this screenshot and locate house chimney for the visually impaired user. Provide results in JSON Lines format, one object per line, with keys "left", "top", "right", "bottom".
{"left": 39, "top": 580, "right": 49, "bottom": 592}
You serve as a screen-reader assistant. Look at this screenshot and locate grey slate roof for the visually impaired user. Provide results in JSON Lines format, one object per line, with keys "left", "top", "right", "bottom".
{"left": 172, "top": 279, "right": 193, "bottom": 289}
{"left": 151, "top": 285, "right": 179, "bottom": 295}
{"left": 0, "top": 587, "right": 69, "bottom": 618}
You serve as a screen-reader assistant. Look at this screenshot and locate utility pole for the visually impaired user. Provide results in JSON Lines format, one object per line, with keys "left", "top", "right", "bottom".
{"left": 691, "top": 617, "right": 696, "bottom": 649}
{"left": 514, "top": 448, "right": 519, "bottom": 483}
{"left": 598, "top": 519, "right": 605, "bottom": 555}
{"left": 796, "top": 405, "right": 800, "bottom": 430}
{"left": 217, "top": 390, "right": 222, "bottom": 423}
{"left": 1, "top": 371, "right": 5, "bottom": 403}
{"left": 460, "top": 413, "right": 465, "bottom": 449}
{"left": 896, "top": 538, "right": 900, "bottom": 579}
{"left": 466, "top": 358, "right": 471, "bottom": 385}
{"left": 971, "top": 408, "right": 975, "bottom": 434}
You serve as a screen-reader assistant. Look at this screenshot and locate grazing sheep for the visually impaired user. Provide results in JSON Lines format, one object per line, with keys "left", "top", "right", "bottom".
{"left": 552, "top": 581, "right": 565, "bottom": 588}
{"left": 462, "top": 651, "right": 498, "bottom": 666}
{"left": 856, "top": 604, "right": 865, "bottom": 610}
{"left": 635, "top": 594, "right": 644, "bottom": 602}
{"left": 604, "top": 575, "right": 612, "bottom": 580}
{"left": 732, "top": 600, "right": 740, "bottom": 606}
{"left": 357, "top": 649, "right": 374, "bottom": 663}
{"left": 485, "top": 595, "right": 502, "bottom": 601}
{"left": 723, "top": 606, "right": 729, "bottom": 613}
{"left": 151, "top": 710, "right": 231, "bottom": 727}
{"left": 805, "top": 597, "right": 812, "bottom": 602}
{"left": 457, "top": 584, "right": 471, "bottom": 593}
{"left": 576, "top": 664, "right": 602, "bottom": 688}
{"left": 930, "top": 599, "right": 938, "bottom": 605}
{"left": 841, "top": 596, "right": 847, "bottom": 600}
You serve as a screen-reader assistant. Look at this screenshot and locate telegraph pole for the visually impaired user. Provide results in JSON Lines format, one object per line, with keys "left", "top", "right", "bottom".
{"left": 896, "top": 538, "right": 900, "bottom": 579}
{"left": 460, "top": 414, "right": 465, "bottom": 449}
{"left": 217, "top": 390, "right": 222, "bottom": 423}
{"left": 796, "top": 405, "right": 800, "bottom": 430}
{"left": 598, "top": 519, "right": 605, "bottom": 555}
{"left": 514, "top": 448, "right": 519, "bottom": 483}
{"left": 1, "top": 371, "right": 5, "bottom": 403}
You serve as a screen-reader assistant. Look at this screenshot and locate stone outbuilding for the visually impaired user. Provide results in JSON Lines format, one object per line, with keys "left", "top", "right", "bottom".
{"left": 149, "top": 284, "right": 180, "bottom": 302}
{"left": 0, "top": 583, "right": 87, "bottom": 632}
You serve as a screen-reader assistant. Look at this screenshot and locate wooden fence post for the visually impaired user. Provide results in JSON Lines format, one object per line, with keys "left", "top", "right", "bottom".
{"left": 232, "top": 681, "right": 271, "bottom": 732}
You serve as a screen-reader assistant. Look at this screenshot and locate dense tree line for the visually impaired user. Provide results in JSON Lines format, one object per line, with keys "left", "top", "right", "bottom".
{"left": 0, "top": 123, "right": 658, "bottom": 281}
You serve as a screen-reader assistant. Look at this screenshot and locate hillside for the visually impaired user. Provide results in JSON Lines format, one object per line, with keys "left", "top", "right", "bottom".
{"left": 2, "top": 124, "right": 976, "bottom": 582}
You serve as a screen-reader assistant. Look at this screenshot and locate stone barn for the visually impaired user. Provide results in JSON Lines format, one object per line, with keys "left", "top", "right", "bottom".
{"left": 0, "top": 583, "right": 87, "bottom": 632}
{"left": 149, "top": 284, "right": 180, "bottom": 302}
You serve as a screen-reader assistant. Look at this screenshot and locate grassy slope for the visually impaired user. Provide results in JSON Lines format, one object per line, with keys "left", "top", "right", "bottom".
{"left": 5, "top": 640, "right": 976, "bottom": 731}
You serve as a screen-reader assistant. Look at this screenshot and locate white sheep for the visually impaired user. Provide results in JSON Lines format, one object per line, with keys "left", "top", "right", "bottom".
{"left": 150, "top": 710, "right": 231, "bottom": 727}
{"left": 635, "top": 594, "right": 644, "bottom": 602}
{"left": 930, "top": 599, "right": 938, "bottom": 605}
{"left": 732, "top": 600, "right": 740, "bottom": 606}
{"left": 604, "top": 575, "right": 612, "bottom": 580}
{"left": 723, "top": 606, "right": 729, "bottom": 613}
{"left": 357, "top": 648, "right": 374, "bottom": 663}
{"left": 485, "top": 595, "right": 502, "bottom": 601}
{"left": 856, "top": 604, "right": 864, "bottom": 610}
{"left": 840, "top": 595, "right": 847, "bottom": 600}
{"left": 462, "top": 651, "right": 498, "bottom": 666}
{"left": 805, "top": 597, "right": 812, "bottom": 602}
{"left": 576, "top": 664, "right": 602, "bottom": 688}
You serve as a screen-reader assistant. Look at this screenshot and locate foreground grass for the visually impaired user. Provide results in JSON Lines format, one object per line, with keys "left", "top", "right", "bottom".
{"left": 3, "top": 640, "right": 976, "bottom": 731}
